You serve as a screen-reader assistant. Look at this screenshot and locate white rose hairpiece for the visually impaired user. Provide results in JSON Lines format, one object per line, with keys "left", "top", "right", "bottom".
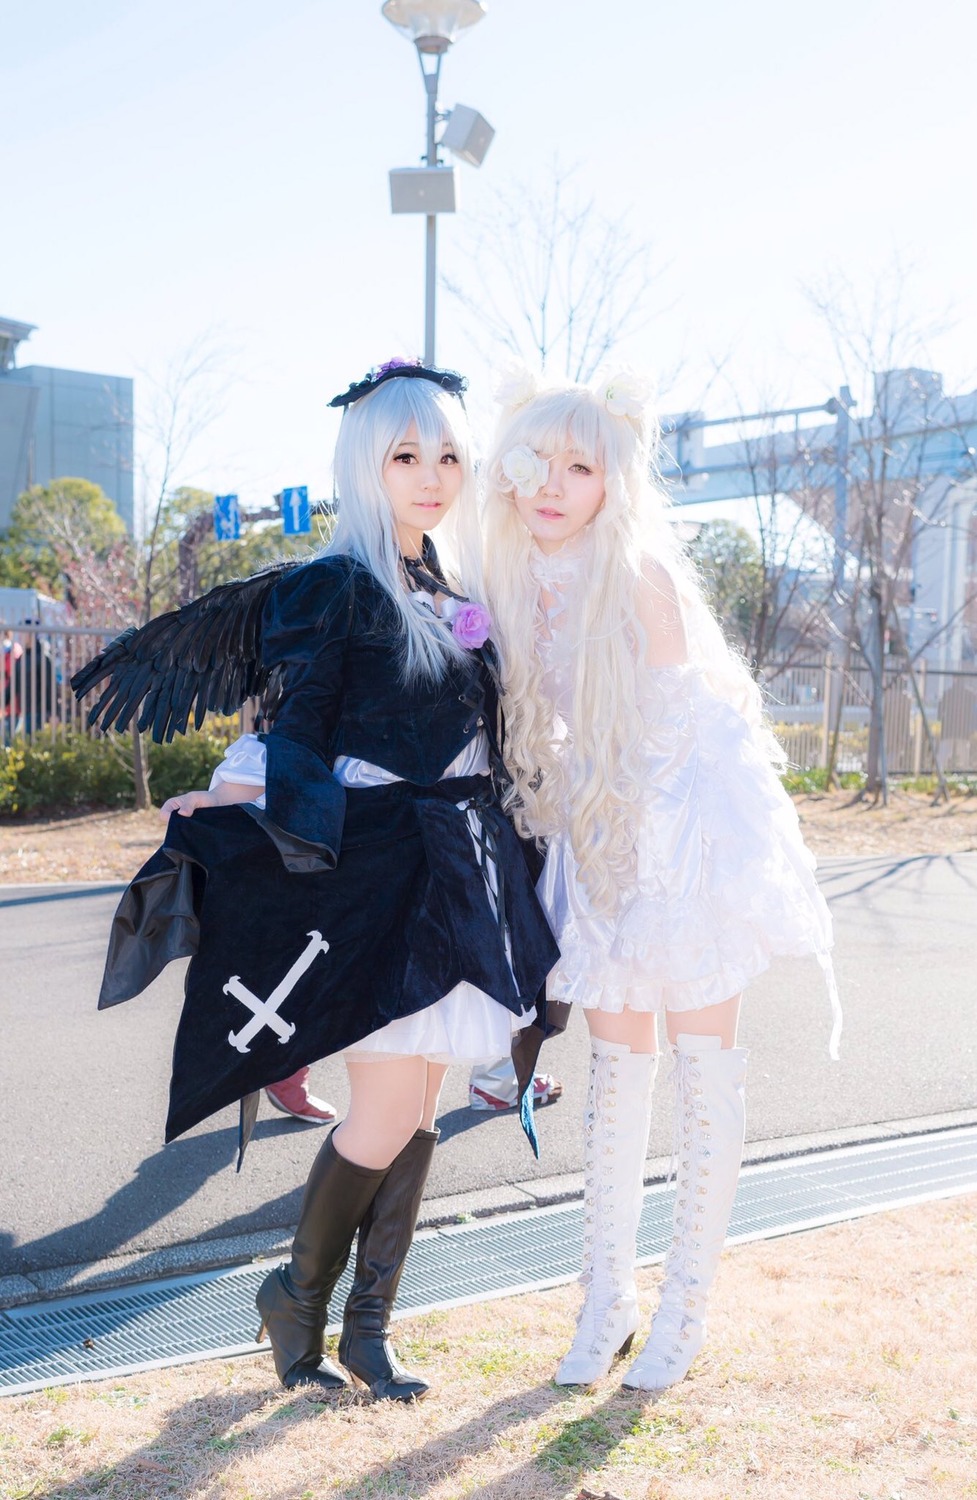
{"left": 501, "top": 444, "right": 549, "bottom": 500}
{"left": 599, "top": 369, "right": 654, "bottom": 419}
{"left": 493, "top": 362, "right": 541, "bottom": 411}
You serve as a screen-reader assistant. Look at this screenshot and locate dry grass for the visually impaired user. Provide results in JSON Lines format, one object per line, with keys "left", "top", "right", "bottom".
{"left": 1, "top": 1194, "right": 974, "bottom": 1500}
{"left": 0, "top": 809, "right": 162, "bottom": 885}
{"left": 2, "top": 789, "right": 976, "bottom": 888}
{"left": 792, "top": 787, "right": 977, "bottom": 859}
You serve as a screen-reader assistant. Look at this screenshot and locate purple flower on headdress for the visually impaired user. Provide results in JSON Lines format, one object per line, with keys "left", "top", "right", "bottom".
{"left": 451, "top": 602, "right": 493, "bottom": 650}
{"left": 374, "top": 357, "right": 421, "bottom": 378}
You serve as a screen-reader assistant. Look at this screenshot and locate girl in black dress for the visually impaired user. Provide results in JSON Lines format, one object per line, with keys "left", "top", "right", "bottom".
{"left": 93, "top": 362, "right": 557, "bottom": 1401}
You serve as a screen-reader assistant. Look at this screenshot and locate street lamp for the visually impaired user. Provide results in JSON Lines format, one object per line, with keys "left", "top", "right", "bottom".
{"left": 382, "top": 0, "right": 494, "bottom": 363}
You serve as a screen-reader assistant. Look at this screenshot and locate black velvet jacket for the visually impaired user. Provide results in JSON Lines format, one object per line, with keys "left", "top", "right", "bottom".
{"left": 95, "top": 547, "right": 566, "bottom": 1160}
{"left": 261, "top": 554, "right": 498, "bottom": 863}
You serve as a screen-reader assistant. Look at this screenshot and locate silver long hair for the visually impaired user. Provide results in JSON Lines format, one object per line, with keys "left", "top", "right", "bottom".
{"left": 326, "top": 376, "right": 483, "bottom": 683}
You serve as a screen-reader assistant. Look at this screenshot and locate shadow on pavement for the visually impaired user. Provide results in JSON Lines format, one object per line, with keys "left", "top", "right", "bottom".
{"left": 0, "top": 884, "right": 127, "bottom": 909}
{"left": 0, "top": 1116, "right": 314, "bottom": 1282}
{"left": 817, "top": 850, "right": 977, "bottom": 900}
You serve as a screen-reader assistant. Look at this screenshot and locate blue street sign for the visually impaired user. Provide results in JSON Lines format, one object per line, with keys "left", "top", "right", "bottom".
{"left": 214, "top": 493, "right": 241, "bottom": 540}
{"left": 281, "top": 486, "right": 311, "bottom": 536}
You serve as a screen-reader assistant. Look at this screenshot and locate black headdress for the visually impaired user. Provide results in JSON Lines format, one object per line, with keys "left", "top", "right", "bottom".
{"left": 328, "top": 358, "right": 467, "bottom": 409}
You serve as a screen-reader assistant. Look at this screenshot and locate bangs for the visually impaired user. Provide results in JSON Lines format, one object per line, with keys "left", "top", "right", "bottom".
{"left": 373, "top": 378, "right": 469, "bottom": 468}
{"left": 505, "top": 389, "right": 610, "bottom": 469}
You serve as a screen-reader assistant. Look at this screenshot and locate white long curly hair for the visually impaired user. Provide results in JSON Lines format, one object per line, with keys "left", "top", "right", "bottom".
{"left": 482, "top": 380, "right": 767, "bottom": 913}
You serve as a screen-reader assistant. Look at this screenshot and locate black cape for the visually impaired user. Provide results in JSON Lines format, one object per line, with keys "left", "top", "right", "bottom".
{"left": 101, "top": 773, "right": 562, "bottom": 1162}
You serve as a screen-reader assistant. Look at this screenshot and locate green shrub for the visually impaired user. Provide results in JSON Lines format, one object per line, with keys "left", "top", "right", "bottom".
{"left": 0, "top": 743, "right": 25, "bottom": 811}
{"left": 147, "top": 729, "right": 236, "bottom": 805}
{"left": 895, "top": 773, "right": 977, "bottom": 797}
{"left": 0, "top": 725, "right": 237, "bottom": 816}
{"left": 780, "top": 767, "right": 866, "bottom": 795}
{"left": 0, "top": 735, "right": 131, "bottom": 814}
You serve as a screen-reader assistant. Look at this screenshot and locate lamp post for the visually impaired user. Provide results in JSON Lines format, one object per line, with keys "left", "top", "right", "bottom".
{"left": 382, "top": 1, "right": 493, "bottom": 364}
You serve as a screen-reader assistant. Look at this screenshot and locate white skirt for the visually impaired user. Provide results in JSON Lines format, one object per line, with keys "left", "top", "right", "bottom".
{"left": 538, "top": 666, "right": 840, "bottom": 1054}
{"left": 344, "top": 980, "right": 535, "bottom": 1064}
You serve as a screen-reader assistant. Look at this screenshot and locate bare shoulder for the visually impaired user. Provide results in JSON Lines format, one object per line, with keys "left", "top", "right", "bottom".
{"left": 635, "top": 556, "right": 688, "bottom": 667}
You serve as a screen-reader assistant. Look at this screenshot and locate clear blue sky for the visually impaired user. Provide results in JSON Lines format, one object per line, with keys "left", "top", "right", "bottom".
{"left": 2, "top": 0, "right": 974, "bottom": 510}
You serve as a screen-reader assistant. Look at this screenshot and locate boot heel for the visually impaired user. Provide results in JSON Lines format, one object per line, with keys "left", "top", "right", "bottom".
{"left": 618, "top": 1331, "right": 635, "bottom": 1358}
{"left": 254, "top": 1265, "right": 349, "bottom": 1391}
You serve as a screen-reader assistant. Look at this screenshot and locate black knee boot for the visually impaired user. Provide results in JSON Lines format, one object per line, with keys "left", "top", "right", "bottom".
{"left": 338, "top": 1128, "right": 438, "bottom": 1401}
{"left": 255, "top": 1130, "right": 388, "bottom": 1390}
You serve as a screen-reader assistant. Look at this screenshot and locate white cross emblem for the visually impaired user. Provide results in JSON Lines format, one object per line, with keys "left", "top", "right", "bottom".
{"left": 225, "top": 929, "right": 330, "bottom": 1054}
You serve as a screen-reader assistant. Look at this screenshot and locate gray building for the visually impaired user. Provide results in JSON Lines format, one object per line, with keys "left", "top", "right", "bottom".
{"left": 0, "top": 316, "right": 134, "bottom": 530}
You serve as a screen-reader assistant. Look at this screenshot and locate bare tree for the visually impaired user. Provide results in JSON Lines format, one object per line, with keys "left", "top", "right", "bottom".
{"left": 673, "top": 370, "right": 840, "bottom": 679}
{"left": 722, "top": 405, "right": 836, "bottom": 676}
{"left": 442, "top": 165, "right": 663, "bottom": 382}
{"left": 674, "top": 270, "right": 977, "bottom": 797}
{"left": 805, "top": 264, "right": 977, "bottom": 801}
{"left": 137, "top": 333, "right": 235, "bottom": 618}
{"left": 125, "top": 334, "right": 236, "bottom": 806}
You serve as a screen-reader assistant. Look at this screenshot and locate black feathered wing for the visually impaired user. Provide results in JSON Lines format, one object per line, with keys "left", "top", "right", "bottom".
{"left": 70, "top": 562, "right": 302, "bottom": 742}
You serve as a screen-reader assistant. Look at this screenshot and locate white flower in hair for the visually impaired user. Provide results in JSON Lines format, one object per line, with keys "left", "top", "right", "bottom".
{"left": 501, "top": 445, "right": 549, "bottom": 499}
{"left": 493, "top": 362, "right": 540, "bottom": 410}
{"left": 601, "top": 370, "right": 653, "bottom": 419}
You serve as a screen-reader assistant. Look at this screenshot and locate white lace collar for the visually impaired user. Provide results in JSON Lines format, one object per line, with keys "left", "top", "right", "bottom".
{"left": 526, "top": 527, "right": 593, "bottom": 592}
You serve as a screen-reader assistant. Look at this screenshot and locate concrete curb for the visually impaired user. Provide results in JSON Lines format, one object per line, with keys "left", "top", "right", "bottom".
{"left": 4, "top": 1108, "right": 975, "bottom": 1311}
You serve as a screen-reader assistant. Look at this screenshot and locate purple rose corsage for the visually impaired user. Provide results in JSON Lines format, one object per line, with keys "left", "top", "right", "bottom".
{"left": 451, "top": 602, "right": 492, "bottom": 650}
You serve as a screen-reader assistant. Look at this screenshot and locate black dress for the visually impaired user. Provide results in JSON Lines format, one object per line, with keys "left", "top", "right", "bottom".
{"left": 98, "top": 555, "right": 560, "bottom": 1157}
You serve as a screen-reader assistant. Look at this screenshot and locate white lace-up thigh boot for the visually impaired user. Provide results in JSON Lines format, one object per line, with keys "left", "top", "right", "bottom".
{"left": 555, "top": 1037, "right": 658, "bottom": 1386}
{"left": 623, "top": 1034, "right": 747, "bottom": 1392}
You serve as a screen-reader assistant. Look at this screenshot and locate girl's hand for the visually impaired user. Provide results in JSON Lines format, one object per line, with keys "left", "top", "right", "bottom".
{"left": 158, "top": 789, "right": 220, "bottom": 822}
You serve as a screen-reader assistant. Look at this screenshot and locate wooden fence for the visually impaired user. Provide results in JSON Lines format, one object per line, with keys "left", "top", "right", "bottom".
{"left": 761, "top": 657, "right": 977, "bottom": 774}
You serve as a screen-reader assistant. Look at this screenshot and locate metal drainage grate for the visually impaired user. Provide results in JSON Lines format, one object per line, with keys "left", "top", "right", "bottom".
{"left": 2, "top": 1125, "right": 975, "bottom": 1397}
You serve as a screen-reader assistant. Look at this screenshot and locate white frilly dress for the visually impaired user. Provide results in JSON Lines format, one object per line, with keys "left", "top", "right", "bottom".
{"left": 210, "top": 732, "right": 534, "bottom": 1065}
{"left": 529, "top": 538, "right": 841, "bottom": 1056}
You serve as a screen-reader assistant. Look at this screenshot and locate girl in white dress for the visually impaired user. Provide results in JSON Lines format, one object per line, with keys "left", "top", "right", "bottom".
{"left": 482, "top": 372, "right": 839, "bottom": 1391}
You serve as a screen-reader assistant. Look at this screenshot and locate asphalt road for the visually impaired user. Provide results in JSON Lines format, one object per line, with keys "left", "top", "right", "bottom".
{"left": 1, "top": 853, "right": 975, "bottom": 1283}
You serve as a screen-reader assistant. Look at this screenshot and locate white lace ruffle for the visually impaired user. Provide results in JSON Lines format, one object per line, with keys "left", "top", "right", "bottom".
{"left": 344, "top": 986, "right": 534, "bottom": 1063}
{"left": 540, "top": 663, "right": 840, "bottom": 1054}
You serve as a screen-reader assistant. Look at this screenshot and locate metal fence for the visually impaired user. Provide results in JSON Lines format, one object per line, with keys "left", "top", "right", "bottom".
{"left": 761, "top": 657, "right": 977, "bottom": 774}
{"left": 2, "top": 623, "right": 115, "bottom": 745}
{"left": 4, "top": 623, "right": 977, "bottom": 777}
